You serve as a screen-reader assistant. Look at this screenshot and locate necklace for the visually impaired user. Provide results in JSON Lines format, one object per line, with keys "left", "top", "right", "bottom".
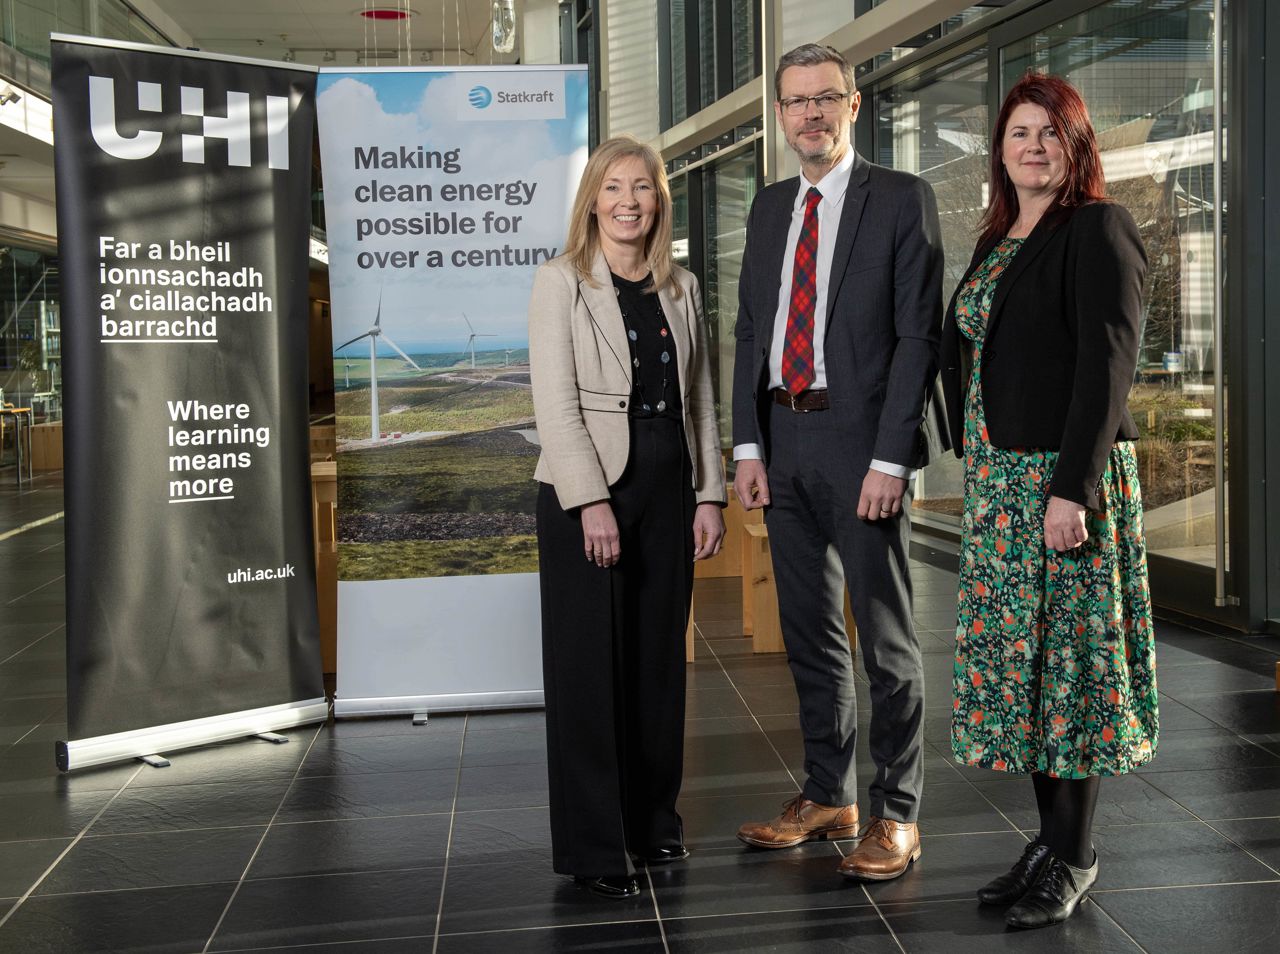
{"left": 613, "top": 275, "right": 671, "bottom": 417}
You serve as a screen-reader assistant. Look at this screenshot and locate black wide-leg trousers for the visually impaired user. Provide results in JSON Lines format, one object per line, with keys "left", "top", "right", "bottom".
{"left": 536, "top": 415, "right": 695, "bottom": 877}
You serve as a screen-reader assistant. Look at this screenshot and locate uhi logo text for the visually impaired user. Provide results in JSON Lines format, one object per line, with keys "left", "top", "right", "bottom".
{"left": 87, "top": 76, "right": 291, "bottom": 169}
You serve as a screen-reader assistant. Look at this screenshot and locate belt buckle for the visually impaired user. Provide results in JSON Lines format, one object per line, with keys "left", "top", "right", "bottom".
{"left": 789, "top": 390, "right": 809, "bottom": 413}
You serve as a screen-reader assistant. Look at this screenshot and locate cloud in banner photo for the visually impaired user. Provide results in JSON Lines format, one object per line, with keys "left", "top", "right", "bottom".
{"left": 317, "top": 68, "right": 588, "bottom": 583}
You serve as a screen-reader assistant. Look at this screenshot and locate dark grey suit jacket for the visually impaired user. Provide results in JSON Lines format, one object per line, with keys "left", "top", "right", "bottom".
{"left": 732, "top": 151, "right": 949, "bottom": 472}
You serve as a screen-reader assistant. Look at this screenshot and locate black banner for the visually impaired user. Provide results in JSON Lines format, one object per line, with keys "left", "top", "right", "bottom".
{"left": 52, "top": 37, "right": 323, "bottom": 761}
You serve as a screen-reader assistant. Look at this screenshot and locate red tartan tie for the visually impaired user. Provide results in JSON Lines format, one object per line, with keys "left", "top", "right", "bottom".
{"left": 782, "top": 187, "right": 823, "bottom": 395}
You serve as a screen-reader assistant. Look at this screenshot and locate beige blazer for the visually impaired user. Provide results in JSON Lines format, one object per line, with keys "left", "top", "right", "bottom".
{"left": 528, "top": 251, "right": 726, "bottom": 511}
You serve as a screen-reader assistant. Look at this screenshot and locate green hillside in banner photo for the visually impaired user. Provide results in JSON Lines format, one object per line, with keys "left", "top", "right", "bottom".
{"left": 333, "top": 349, "right": 539, "bottom": 580}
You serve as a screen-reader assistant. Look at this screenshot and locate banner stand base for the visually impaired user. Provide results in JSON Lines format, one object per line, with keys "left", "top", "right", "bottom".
{"left": 57, "top": 697, "right": 329, "bottom": 772}
{"left": 334, "top": 690, "right": 543, "bottom": 720}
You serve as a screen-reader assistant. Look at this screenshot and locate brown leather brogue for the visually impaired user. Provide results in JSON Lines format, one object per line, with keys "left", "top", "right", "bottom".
{"left": 838, "top": 817, "right": 921, "bottom": 880}
{"left": 737, "top": 795, "right": 859, "bottom": 849}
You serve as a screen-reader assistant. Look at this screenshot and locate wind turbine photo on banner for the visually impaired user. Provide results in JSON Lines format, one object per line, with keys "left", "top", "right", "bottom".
{"left": 461, "top": 313, "right": 496, "bottom": 369}
{"left": 334, "top": 291, "right": 421, "bottom": 441}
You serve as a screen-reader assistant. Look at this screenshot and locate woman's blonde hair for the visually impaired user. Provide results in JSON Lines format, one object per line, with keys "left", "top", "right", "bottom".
{"left": 563, "top": 134, "right": 678, "bottom": 293}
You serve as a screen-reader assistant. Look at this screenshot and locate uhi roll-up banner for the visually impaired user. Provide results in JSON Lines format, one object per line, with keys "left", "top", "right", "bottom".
{"left": 52, "top": 35, "right": 325, "bottom": 770}
{"left": 316, "top": 66, "right": 587, "bottom": 717}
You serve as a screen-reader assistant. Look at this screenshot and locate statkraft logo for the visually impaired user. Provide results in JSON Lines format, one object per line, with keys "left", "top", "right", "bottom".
{"left": 468, "top": 86, "right": 493, "bottom": 109}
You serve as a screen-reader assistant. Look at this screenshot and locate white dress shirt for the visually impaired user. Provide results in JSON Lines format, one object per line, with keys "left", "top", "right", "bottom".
{"left": 733, "top": 148, "right": 913, "bottom": 480}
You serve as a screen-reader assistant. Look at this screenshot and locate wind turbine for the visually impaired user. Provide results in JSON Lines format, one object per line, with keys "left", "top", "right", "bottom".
{"left": 334, "top": 293, "right": 421, "bottom": 441}
{"left": 504, "top": 348, "right": 513, "bottom": 367}
{"left": 344, "top": 358, "right": 351, "bottom": 389}
{"left": 461, "top": 313, "right": 497, "bottom": 369}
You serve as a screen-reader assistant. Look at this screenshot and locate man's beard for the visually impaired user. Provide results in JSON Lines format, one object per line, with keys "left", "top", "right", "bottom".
{"left": 791, "top": 124, "right": 844, "bottom": 163}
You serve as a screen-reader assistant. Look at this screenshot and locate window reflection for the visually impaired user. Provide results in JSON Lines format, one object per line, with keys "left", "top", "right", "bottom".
{"left": 1003, "top": 0, "right": 1225, "bottom": 569}
{"left": 874, "top": 47, "right": 989, "bottom": 523}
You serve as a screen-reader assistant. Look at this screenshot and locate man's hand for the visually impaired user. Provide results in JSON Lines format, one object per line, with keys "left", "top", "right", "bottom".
{"left": 1043, "top": 495, "right": 1088, "bottom": 552}
{"left": 734, "top": 459, "right": 771, "bottom": 511}
{"left": 692, "top": 503, "right": 726, "bottom": 561}
{"left": 580, "top": 500, "right": 620, "bottom": 567}
{"left": 857, "top": 469, "right": 907, "bottom": 521}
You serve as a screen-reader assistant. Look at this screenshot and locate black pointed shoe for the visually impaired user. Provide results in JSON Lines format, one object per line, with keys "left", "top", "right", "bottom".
{"left": 1006, "top": 855, "right": 1098, "bottom": 928}
{"left": 977, "top": 840, "right": 1052, "bottom": 905}
{"left": 573, "top": 875, "right": 640, "bottom": 899}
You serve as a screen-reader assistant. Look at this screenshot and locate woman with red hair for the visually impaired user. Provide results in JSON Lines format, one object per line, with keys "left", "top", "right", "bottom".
{"left": 940, "top": 73, "right": 1157, "bottom": 928}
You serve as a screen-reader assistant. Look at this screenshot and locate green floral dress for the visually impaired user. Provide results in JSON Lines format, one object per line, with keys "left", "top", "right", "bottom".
{"left": 950, "top": 238, "right": 1159, "bottom": 778}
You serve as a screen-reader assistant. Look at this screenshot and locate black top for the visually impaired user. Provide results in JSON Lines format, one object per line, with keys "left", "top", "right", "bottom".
{"left": 611, "top": 272, "right": 682, "bottom": 420}
{"left": 939, "top": 201, "right": 1148, "bottom": 511}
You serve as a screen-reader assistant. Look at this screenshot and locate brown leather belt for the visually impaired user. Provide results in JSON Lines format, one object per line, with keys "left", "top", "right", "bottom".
{"left": 773, "top": 388, "right": 829, "bottom": 412}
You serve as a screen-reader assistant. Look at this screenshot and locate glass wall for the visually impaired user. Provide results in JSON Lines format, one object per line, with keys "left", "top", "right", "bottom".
{"left": 866, "top": 0, "right": 1227, "bottom": 575}
{"left": 1001, "top": 0, "right": 1225, "bottom": 567}
{"left": 872, "top": 45, "right": 989, "bottom": 523}
{"left": 2, "top": 0, "right": 173, "bottom": 77}
{"left": 0, "top": 246, "right": 60, "bottom": 423}
{"left": 702, "top": 145, "right": 758, "bottom": 446}
{"left": 661, "top": 0, "right": 760, "bottom": 131}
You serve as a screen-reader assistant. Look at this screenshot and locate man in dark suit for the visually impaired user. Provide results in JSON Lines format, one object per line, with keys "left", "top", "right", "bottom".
{"left": 732, "top": 43, "right": 945, "bottom": 882}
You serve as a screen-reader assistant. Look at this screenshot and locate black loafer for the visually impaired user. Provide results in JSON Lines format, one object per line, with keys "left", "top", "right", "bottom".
{"left": 573, "top": 875, "right": 640, "bottom": 899}
{"left": 638, "top": 846, "right": 689, "bottom": 865}
{"left": 977, "top": 841, "right": 1052, "bottom": 905}
{"left": 1006, "top": 855, "right": 1098, "bottom": 928}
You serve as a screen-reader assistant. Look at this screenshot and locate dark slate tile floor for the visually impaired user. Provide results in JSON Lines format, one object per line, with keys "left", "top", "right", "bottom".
{"left": 2, "top": 473, "right": 1279, "bottom": 952}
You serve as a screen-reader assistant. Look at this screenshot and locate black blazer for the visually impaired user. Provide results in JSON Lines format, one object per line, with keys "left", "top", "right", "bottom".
{"left": 940, "top": 201, "right": 1148, "bottom": 511}
{"left": 732, "top": 151, "right": 949, "bottom": 471}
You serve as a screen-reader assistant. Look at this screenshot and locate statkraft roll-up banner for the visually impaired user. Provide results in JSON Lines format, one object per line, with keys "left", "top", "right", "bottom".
{"left": 316, "top": 66, "right": 587, "bottom": 717}
{"left": 52, "top": 35, "right": 326, "bottom": 770}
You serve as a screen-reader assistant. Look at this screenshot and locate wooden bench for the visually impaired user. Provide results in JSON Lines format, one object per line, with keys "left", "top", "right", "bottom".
{"left": 311, "top": 460, "right": 338, "bottom": 674}
{"left": 310, "top": 424, "right": 336, "bottom": 461}
{"left": 742, "top": 521, "right": 857, "bottom": 655}
{"left": 29, "top": 421, "right": 63, "bottom": 471}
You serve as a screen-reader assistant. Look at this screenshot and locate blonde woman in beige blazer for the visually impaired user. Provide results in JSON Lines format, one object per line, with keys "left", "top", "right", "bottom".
{"left": 529, "top": 135, "right": 725, "bottom": 900}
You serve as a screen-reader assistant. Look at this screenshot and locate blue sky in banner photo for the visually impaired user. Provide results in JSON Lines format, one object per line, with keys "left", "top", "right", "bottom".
{"left": 317, "top": 68, "right": 589, "bottom": 355}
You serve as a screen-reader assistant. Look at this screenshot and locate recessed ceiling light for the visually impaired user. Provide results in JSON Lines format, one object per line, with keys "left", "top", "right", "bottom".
{"left": 358, "top": 7, "right": 414, "bottom": 19}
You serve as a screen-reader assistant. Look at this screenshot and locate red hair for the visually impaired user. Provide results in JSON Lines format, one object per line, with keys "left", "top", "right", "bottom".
{"left": 978, "top": 72, "right": 1107, "bottom": 247}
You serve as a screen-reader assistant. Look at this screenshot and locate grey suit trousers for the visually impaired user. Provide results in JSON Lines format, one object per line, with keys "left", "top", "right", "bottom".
{"left": 764, "top": 400, "right": 925, "bottom": 821}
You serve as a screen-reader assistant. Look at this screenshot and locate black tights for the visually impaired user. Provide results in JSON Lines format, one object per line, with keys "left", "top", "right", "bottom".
{"left": 1031, "top": 772, "right": 1100, "bottom": 869}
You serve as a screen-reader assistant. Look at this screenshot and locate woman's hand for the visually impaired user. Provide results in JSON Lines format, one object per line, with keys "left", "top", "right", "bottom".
{"left": 1044, "top": 495, "right": 1088, "bottom": 551}
{"left": 580, "top": 500, "right": 620, "bottom": 567}
{"left": 692, "top": 502, "right": 725, "bottom": 561}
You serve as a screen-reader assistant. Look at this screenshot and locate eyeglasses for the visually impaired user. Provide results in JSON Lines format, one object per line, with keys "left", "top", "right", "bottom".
{"left": 778, "top": 92, "right": 851, "bottom": 116}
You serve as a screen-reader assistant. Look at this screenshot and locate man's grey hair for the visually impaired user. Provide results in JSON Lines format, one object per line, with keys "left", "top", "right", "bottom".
{"left": 773, "top": 44, "right": 857, "bottom": 100}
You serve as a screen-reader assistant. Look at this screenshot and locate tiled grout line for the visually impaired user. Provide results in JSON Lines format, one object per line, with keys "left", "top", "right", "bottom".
{"left": 199, "top": 723, "right": 326, "bottom": 954}
{"left": 855, "top": 882, "right": 910, "bottom": 954}
{"left": 429, "top": 713, "right": 471, "bottom": 954}
{"left": 1090, "top": 878, "right": 1280, "bottom": 894}
{"left": 697, "top": 632, "right": 804, "bottom": 793}
{"left": 0, "top": 510, "right": 64, "bottom": 545}
{"left": 1131, "top": 772, "right": 1280, "bottom": 880}
{"left": 0, "top": 621, "right": 63, "bottom": 668}
{"left": 435, "top": 920, "right": 660, "bottom": 945}
{"left": 1078, "top": 890, "right": 1151, "bottom": 952}
{"left": 3, "top": 573, "right": 64, "bottom": 607}
{"left": 643, "top": 865, "right": 671, "bottom": 953}
{"left": 0, "top": 762, "right": 146, "bottom": 932}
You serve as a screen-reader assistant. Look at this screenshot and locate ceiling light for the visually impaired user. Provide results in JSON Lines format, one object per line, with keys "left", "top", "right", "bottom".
{"left": 0, "top": 84, "right": 21, "bottom": 106}
{"left": 282, "top": 50, "right": 296, "bottom": 62}
{"left": 323, "top": 50, "right": 336, "bottom": 61}
{"left": 359, "top": 7, "right": 413, "bottom": 19}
